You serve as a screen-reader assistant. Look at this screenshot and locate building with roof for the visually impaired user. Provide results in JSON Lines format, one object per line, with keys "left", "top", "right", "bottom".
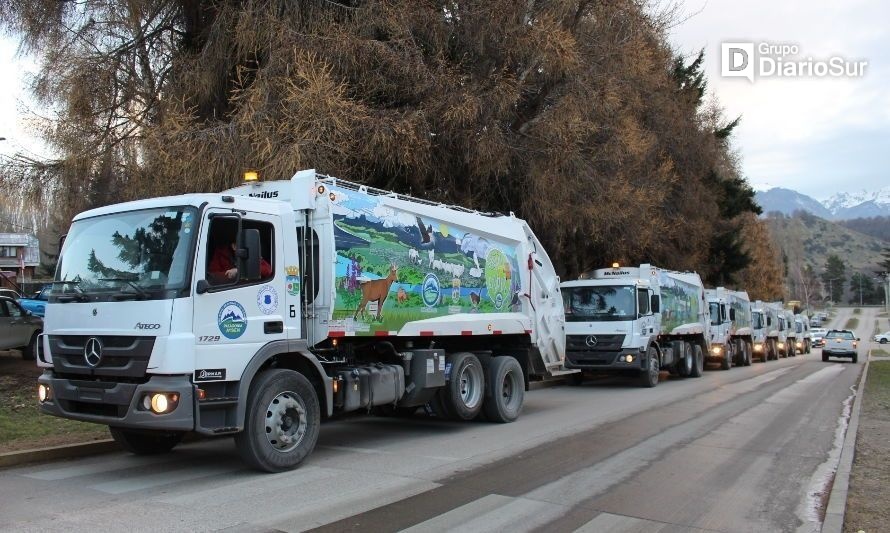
{"left": 0, "top": 233, "right": 40, "bottom": 288}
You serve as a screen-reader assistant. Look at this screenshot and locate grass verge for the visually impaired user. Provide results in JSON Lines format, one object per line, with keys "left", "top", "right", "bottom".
{"left": 844, "top": 360, "right": 890, "bottom": 532}
{"left": 872, "top": 348, "right": 889, "bottom": 356}
{"left": 0, "top": 354, "right": 109, "bottom": 453}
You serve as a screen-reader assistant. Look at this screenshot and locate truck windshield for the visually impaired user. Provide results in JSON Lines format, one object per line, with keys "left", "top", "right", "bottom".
{"left": 561, "top": 285, "right": 636, "bottom": 322}
{"left": 752, "top": 311, "right": 764, "bottom": 329}
{"left": 709, "top": 302, "right": 721, "bottom": 326}
{"left": 53, "top": 206, "right": 198, "bottom": 302}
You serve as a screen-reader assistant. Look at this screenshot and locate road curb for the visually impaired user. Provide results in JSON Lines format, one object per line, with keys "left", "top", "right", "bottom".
{"left": 821, "top": 352, "right": 869, "bottom": 533}
{"left": 0, "top": 440, "right": 119, "bottom": 470}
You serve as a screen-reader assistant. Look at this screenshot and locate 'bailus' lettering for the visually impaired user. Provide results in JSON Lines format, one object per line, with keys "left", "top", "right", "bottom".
{"left": 248, "top": 191, "right": 279, "bottom": 199}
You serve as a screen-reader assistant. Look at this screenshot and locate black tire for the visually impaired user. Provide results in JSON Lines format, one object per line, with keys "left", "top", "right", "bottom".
{"left": 805, "top": 341, "right": 811, "bottom": 354}
{"left": 482, "top": 356, "right": 524, "bottom": 423}
{"left": 639, "top": 346, "right": 660, "bottom": 388}
{"left": 21, "top": 331, "right": 40, "bottom": 361}
{"left": 439, "top": 352, "right": 485, "bottom": 421}
{"left": 234, "top": 369, "right": 320, "bottom": 472}
{"left": 822, "top": 353, "right": 829, "bottom": 362}
{"left": 678, "top": 342, "right": 693, "bottom": 377}
{"left": 720, "top": 345, "right": 732, "bottom": 371}
{"left": 881, "top": 339, "right": 888, "bottom": 344}
{"left": 744, "top": 342, "right": 753, "bottom": 366}
{"left": 690, "top": 344, "right": 704, "bottom": 378}
{"left": 569, "top": 372, "right": 584, "bottom": 386}
{"left": 110, "top": 427, "right": 183, "bottom": 455}
{"left": 852, "top": 354, "right": 858, "bottom": 364}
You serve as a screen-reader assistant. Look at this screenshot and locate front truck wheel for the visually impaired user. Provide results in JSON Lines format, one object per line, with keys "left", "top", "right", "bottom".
{"left": 235, "top": 369, "right": 320, "bottom": 473}
{"left": 639, "top": 346, "right": 660, "bottom": 388}
{"left": 109, "top": 427, "right": 183, "bottom": 455}
{"left": 691, "top": 344, "right": 704, "bottom": 377}
{"left": 482, "top": 356, "right": 524, "bottom": 422}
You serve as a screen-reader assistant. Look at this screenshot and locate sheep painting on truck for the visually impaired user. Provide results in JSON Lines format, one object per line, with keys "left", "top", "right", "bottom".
{"left": 35, "top": 169, "right": 568, "bottom": 472}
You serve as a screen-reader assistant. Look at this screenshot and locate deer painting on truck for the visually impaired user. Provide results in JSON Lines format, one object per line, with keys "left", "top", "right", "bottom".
{"left": 354, "top": 264, "right": 398, "bottom": 321}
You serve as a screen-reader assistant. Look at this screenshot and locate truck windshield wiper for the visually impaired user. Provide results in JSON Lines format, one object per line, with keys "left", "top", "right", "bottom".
{"left": 99, "top": 278, "right": 148, "bottom": 299}
{"left": 49, "top": 280, "right": 90, "bottom": 302}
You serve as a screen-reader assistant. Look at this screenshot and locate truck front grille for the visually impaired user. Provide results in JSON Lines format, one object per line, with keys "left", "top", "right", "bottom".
{"left": 566, "top": 334, "right": 626, "bottom": 352}
{"left": 48, "top": 335, "right": 155, "bottom": 380}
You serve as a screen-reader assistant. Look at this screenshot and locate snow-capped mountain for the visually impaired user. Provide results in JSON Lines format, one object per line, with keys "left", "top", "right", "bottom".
{"left": 755, "top": 186, "right": 890, "bottom": 220}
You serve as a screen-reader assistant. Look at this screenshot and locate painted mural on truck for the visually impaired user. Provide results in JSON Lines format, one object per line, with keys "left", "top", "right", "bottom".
{"left": 324, "top": 184, "right": 522, "bottom": 335}
{"left": 729, "top": 296, "right": 752, "bottom": 329}
{"left": 657, "top": 272, "right": 703, "bottom": 333}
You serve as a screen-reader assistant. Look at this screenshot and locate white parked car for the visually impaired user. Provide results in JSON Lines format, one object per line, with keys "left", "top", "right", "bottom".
{"left": 874, "top": 331, "right": 890, "bottom": 344}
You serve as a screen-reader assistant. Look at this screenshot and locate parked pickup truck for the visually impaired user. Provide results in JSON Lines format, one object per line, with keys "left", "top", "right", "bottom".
{"left": 822, "top": 330, "right": 859, "bottom": 363}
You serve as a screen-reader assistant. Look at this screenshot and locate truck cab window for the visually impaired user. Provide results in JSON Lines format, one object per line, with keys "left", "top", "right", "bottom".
{"left": 637, "top": 289, "right": 649, "bottom": 315}
{"left": 207, "top": 218, "right": 274, "bottom": 286}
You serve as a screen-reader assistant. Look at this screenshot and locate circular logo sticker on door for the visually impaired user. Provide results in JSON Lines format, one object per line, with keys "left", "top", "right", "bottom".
{"left": 218, "top": 301, "right": 247, "bottom": 339}
{"left": 256, "top": 285, "right": 279, "bottom": 315}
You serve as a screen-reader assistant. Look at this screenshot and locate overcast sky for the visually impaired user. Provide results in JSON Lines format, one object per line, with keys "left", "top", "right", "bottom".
{"left": 669, "top": 0, "right": 890, "bottom": 200}
{"left": 2, "top": 1, "right": 888, "bottom": 201}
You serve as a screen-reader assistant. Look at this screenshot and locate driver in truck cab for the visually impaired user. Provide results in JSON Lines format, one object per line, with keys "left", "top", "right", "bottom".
{"left": 208, "top": 235, "right": 272, "bottom": 284}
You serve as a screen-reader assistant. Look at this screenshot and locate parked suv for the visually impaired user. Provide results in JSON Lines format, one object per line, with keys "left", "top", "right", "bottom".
{"left": 874, "top": 331, "right": 890, "bottom": 344}
{"left": 822, "top": 329, "right": 859, "bottom": 363}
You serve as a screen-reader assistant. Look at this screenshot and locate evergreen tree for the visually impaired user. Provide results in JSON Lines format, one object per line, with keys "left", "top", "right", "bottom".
{"left": 821, "top": 255, "right": 846, "bottom": 303}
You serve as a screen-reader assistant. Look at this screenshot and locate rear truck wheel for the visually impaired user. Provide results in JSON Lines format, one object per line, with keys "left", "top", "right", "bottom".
{"left": 109, "top": 427, "right": 183, "bottom": 455}
{"left": 806, "top": 341, "right": 811, "bottom": 354}
{"left": 234, "top": 369, "right": 320, "bottom": 472}
{"left": 639, "top": 346, "right": 660, "bottom": 388}
{"left": 440, "top": 352, "right": 485, "bottom": 421}
{"left": 21, "top": 331, "right": 40, "bottom": 361}
{"left": 691, "top": 344, "right": 704, "bottom": 377}
{"left": 720, "top": 345, "right": 731, "bottom": 371}
{"left": 822, "top": 353, "right": 829, "bottom": 362}
{"left": 482, "top": 356, "right": 524, "bottom": 423}
{"left": 678, "top": 342, "right": 693, "bottom": 377}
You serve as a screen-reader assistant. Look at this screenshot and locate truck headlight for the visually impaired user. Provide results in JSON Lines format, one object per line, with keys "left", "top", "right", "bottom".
{"left": 143, "top": 393, "right": 180, "bottom": 414}
{"left": 37, "top": 383, "right": 52, "bottom": 403}
{"left": 711, "top": 346, "right": 722, "bottom": 355}
{"left": 753, "top": 343, "right": 763, "bottom": 352}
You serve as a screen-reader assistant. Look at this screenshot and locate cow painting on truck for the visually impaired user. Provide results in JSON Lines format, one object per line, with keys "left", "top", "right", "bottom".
{"left": 35, "top": 170, "right": 567, "bottom": 472}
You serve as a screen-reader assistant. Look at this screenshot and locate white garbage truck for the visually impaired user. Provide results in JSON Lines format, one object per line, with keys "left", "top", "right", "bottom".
{"left": 794, "top": 314, "right": 811, "bottom": 354}
{"left": 751, "top": 300, "right": 779, "bottom": 362}
{"left": 560, "top": 263, "right": 710, "bottom": 387}
{"left": 35, "top": 170, "right": 567, "bottom": 471}
{"left": 705, "top": 287, "right": 754, "bottom": 369}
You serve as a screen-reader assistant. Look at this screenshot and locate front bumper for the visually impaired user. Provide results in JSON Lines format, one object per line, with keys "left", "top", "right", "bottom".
{"left": 565, "top": 349, "right": 649, "bottom": 372}
{"left": 823, "top": 350, "right": 856, "bottom": 357}
{"left": 37, "top": 372, "right": 195, "bottom": 431}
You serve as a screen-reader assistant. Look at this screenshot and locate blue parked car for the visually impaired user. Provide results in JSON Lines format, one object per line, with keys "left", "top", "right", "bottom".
{"left": 18, "top": 285, "right": 50, "bottom": 317}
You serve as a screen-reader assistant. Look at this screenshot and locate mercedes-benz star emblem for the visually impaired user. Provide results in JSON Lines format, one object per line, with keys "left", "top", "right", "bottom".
{"left": 585, "top": 335, "right": 598, "bottom": 348}
{"left": 84, "top": 337, "right": 103, "bottom": 367}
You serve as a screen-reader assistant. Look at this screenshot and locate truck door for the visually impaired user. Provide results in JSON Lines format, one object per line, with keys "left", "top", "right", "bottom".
{"left": 637, "top": 288, "right": 656, "bottom": 338}
{"left": 192, "top": 210, "right": 287, "bottom": 380}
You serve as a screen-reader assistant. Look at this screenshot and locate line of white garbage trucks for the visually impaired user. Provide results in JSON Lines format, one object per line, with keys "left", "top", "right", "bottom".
{"left": 34, "top": 170, "right": 813, "bottom": 471}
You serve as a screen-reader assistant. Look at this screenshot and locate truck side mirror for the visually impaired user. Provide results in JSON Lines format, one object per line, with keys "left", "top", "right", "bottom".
{"left": 650, "top": 294, "right": 660, "bottom": 314}
{"left": 767, "top": 317, "right": 772, "bottom": 326}
{"left": 729, "top": 308, "right": 736, "bottom": 321}
{"left": 196, "top": 279, "right": 211, "bottom": 294}
{"left": 240, "top": 228, "right": 262, "bottom": 281}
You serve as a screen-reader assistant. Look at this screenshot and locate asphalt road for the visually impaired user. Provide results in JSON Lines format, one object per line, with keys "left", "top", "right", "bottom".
{"left": 0, "top": 308, "right": 875, "bottom": 533}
